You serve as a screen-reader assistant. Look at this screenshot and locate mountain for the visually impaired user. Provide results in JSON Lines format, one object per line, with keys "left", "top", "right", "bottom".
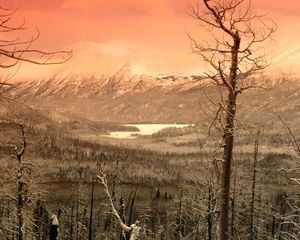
{"left": 11, "top": 63, "right": 207, "bottom": 99}
{"left": 6, "top": 39, "right": 300, "bottom": 126}
{"left": 6, "top": 60, "right": 300, "bottom": 127}
{"left": 7, "top": 64, "right": 210, "bottom": 123}
{"left": 269, "top": 44, "right": 300, "bottom": 79}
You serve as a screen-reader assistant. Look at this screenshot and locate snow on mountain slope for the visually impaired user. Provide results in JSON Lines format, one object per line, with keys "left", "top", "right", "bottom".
{"left": 11, "top": 41, "right": 300, "bottom": 101}
{"left": 11, "top": 63, "right": 208, "bottom": 99}
{"left": 6, "top": 68, "right": 300, "bottom": 124}
{"left": 270, "top": 44, "right": 300, "bottom": 79}
{"left": 6, "top": 41, "right": 300, "bottom": 124}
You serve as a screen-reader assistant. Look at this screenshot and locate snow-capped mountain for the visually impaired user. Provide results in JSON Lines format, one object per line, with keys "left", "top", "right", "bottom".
{"left": 6, "top": 69, "right": 300, "bottom": 125}
{"left": 11, "top": 63, "right": 208, "bottom": 99}
{"left": 6, "top": 41, "right": 300, "bottom": 124}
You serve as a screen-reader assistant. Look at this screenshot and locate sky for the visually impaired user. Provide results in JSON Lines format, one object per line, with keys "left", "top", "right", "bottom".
{"left": 4, "top": 0, "right": 300, "bottom": 79}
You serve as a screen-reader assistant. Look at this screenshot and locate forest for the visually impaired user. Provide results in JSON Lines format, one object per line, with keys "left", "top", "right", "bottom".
{"left": 0, "top": 118, "right": 299, "bottom": 239}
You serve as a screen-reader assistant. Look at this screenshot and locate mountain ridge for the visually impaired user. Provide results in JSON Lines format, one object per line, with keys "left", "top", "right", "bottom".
{"left": 5, "top": 61, "right": 300, "bottom": 125}
{"left": 11, "top": 64, "right": 209, "bottom": 99}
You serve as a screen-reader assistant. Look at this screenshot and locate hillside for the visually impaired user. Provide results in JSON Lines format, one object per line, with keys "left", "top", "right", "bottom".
{"left": 6, "top": 67, "right": 300, "bottom": 125}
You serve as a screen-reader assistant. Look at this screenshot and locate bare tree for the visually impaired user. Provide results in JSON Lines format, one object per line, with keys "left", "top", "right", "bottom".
{"left": 187, "top": 1, "right": 277, "bottom": 239}
{"left": 97, "top": 172, "right": 142, "bottom": 240}
{"left": 2, "top": 121, "right": 30, "bottom": 240}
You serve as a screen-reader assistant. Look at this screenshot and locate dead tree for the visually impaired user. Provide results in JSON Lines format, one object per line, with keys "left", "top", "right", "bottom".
{"left": 8, "top": 122, "right": 29, "bottom": 240}
{"left": 275, "top": 114, "right": 300, "bottom": 239}
{"left": 97, "top": 172, "right": 142, "bottom": 240}
{"left": 187, "top": 1, "right": 277, "bottom": 239}
{"left": 88, "top": 179, "right": 95, "bottom": 240}
{"left": 275, "top": 113, "right": 300, "bottom": 156}
{"left": 250, "top": 130, "right": 260, "bottom": 240}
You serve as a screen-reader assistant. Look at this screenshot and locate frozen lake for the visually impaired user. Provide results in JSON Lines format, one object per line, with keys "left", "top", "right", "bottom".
{"left": 109, "top": 124, "right": 190, "bottom": 139}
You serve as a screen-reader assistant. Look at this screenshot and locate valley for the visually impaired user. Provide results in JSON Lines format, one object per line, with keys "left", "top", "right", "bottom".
{"left": 1, "top": 15, "right": 300, "bottom": 240}
{"left": 0, "top": 0, "right": 300, "bottom": 239}
{"left": 1, "top": 64, "right": 300, "bottom": 239}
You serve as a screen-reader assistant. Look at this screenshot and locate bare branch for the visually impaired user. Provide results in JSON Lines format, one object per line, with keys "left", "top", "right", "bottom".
{"left": 275, "top": 113, "right": 300, "bottom": 155}
{"left": 97, "top": 172, "right": 132, "bottom": 232}
{"left": 0, "top": 7, "right": 72, "bottom": 72}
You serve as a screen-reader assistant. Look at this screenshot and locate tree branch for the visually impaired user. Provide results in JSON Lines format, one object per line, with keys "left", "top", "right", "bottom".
{"left": 97, "top": 172, "right": 132, "bottom": 232}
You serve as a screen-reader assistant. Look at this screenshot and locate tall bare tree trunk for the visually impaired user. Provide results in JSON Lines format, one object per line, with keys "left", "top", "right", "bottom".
{"left": 207, "top": 184, "right": 213, "bottom": 240}
{"left": 218, "top": 32, "right": 240, "bottom": 240}
{"left": 17, "top": 164, "right": 25, "bottom": 240}
{"left": 250, "top": 131, "right": 260, "bottom": 240}
{"left": 230, "top": 168, "right": 237, "bottom": 240}
{"left": 89, "top": 179, "right": 95, "bottom": 240}
{"left": 13, "top": 124, "right": 27, "bottom": 240}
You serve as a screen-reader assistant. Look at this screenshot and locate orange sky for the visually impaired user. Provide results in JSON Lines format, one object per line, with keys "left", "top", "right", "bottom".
{"left": 5, "top": 0, "right": 300, "bottom": 78}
